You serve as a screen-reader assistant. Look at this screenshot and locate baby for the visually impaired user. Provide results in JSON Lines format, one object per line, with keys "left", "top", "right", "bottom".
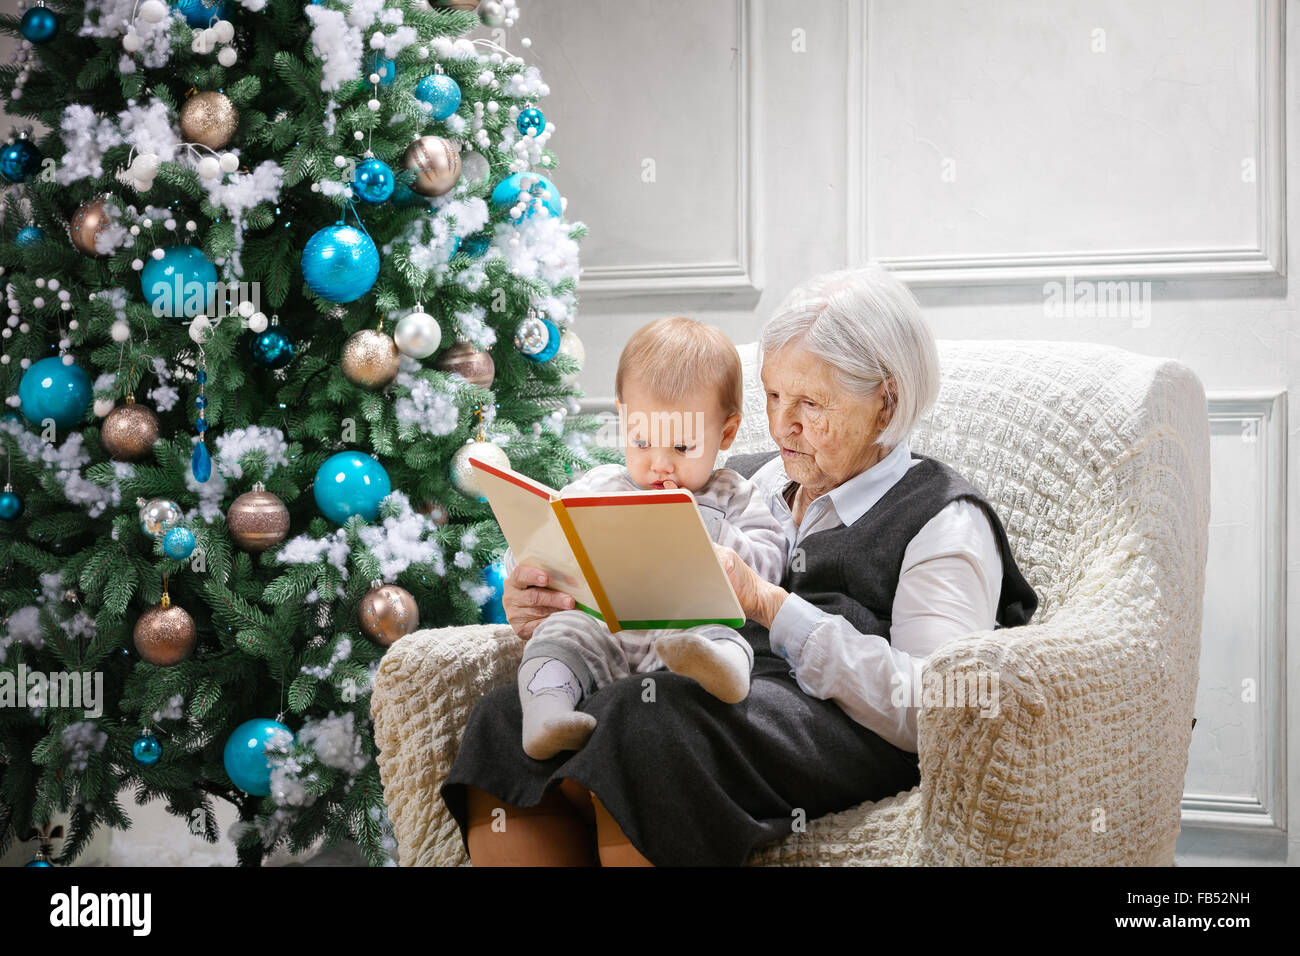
{"left": 511, "top": 316, "right": 788, "bottom": 760}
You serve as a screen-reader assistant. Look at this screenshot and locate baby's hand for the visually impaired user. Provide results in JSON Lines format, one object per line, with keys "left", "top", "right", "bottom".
{"left": 661, "top": 479, "right": 678, "bottom": 490}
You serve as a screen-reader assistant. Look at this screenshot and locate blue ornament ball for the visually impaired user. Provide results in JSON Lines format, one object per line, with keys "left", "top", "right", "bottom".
{"left": 18, "top": 356, "right": 92, "bottom": 430}
{"left": 133, "top": 733, "right": 163, "bottom": 766}
{"left": 222, "top": 718, "right": 294, "bottom": 797}
{"left": 174, "top": 0, "right": 229, "bottom": 28}
{"left": 0, "top": 489, "right": 22, "bottom": 522}
{"left": 313, "top": 451, "right": 392, "bottom": 525}
{"left": 480, "top": 561, "right": 509, "bottom": 624}
{"left": 16, "top": 226, "right": 45, "bottom": 247}
{"left": 461, "top": 233, "right": 491, "bottom": 258}
{"left": 352, "top": 157, "right": 395, "bottom": 204}
{"left": 516, "top": 106, "right": 545, "bottom": 137}
{"left": 365, "top": 52, "right": 396, "bottom": 87}
{"left": 24, "top": 856, "right": 52, "bottom": 868}
{"left": 246, "top": 327, "right": 296, "bottom": 370}
{"left": 19, "top": 6, "right": 59, "bottom": 45}
{"left": 0, "top": 139, "right": 42, "bottom": 184}
{"left": 141, "top": 246, "right": 218, "bottom": 319}
{"left": 490, "top": 171, "right": 562, "bottom": 223}
{"left": 416, "top": 74, "right": 462, "bottom": 121}
{"left": 301, "top": 224, "right": 380, "bottom": 303}
{"left": 163, "top": 527, "right": 197, "bottom": 560}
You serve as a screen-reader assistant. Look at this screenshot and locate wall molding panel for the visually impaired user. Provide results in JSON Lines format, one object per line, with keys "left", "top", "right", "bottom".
{"left": 845, "top": 0, "right": 1287, "bottom": 286}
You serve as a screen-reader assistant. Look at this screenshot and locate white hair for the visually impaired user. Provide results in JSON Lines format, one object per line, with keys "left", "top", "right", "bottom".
{"left": 759, "top": 264, "right": 940, "bottom": 449}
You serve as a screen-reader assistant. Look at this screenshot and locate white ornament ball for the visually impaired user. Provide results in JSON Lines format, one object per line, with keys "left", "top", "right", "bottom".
{"left": 189, "top": 315, "right": 213, "bottom": 344}
{"left": 450, "top": 441, "right": 511, "bottom": 499}
{"left": 213, "top": 20, "right": 234, "bottom": 43}
{"left": 237, "top": 299, "right": 255, "bottom": 318}
{"left": 248, "top": 311, "right": 268, "bottom": 333}
{"left": 139, "top": 0, "right": 167, "bottom": 23}
{"left": 217, "top": 46, "right": 237, "bottom": 68}
{"left": 111, "top": 320, "right": 130, "bottom": 342}
{"left": 393, "top": 309, "right": 442, "bottom": 359}
{"left": 197, "top": 156, "right": 221, "bottom": 179}
{"left": 122, "top": 32, "right": 142, "bottom": 53}
{"left": 94, "top": 397, "right": 115, "bottom": 418}
{"left": 219, "top": 152, "right": 239, "bottom": 173}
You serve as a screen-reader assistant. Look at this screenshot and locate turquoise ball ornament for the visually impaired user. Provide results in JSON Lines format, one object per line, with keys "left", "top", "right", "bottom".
{"left": 18, "top": 356, "right": 92, "bottom": 430}
{"left": 132, "top": 732, "right": 163, "bottom": 766}
{"left": 516, "top": 106, "right": 545, "bottom": 137}
{"left": 480, "top": 561, "right": 508, "bottom": 624}
{"left": 313, "top": 451, "right": 392, "bottom": 524}
{"left": 0, "top": 138, "right": 42, "bottom": 184}
{"left": 352, "top": 157, "right": 395, "bottom": 204}
{"left": 246, "top": 327, "right": 296, "bottom": 369}
{"left": 222, "top": 718, "right": 294, "bottom": 796}
{"left": 141, "top": 246, "right": 218, "bottom": 319}
{"left": 0, "top": 488, "right": 22, "bottom": 521}
{"left": 16, "top": 226, "right": 44, "bottom": 247}
{"left": 490, "top": 171, "right": 562, "bottom": 222}
{"left": 301, "top": 224, "right": 380, "bottom": 303}
{"left": 24, "top": 854, "right": 53, "bottom": 867}
{"left": 163, "top": 527, "right": 197, "bottom": 560}
{"left": 416, "top": 74, "right": 462, "bottom": 121}
{"left": 19, "top": 5, "right": 59, "bottom": 45}
{"left": 174, "top": 0, "right": 229, "bottom": 28}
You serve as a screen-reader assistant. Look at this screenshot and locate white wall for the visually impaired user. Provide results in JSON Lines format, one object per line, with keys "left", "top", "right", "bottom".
{"left": 521, "top": 0, "right": 1298, "bottom": 866}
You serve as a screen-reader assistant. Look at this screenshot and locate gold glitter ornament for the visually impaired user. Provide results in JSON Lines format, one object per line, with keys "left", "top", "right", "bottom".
{"left": 402, "top": 135, "right": 461, "bottom": 196}
{"left": 69, "top": 197, "right": 114, "bottom": 257}
{"left": 179, "top": 91, "right": 239, "bottom": 150}
{"left": 341, "top": 328, "right": 401, "bottom": 390}
{"left": 101, "top": 396, "right": 160, "bottom": 461}
{"left": 357, "top": 581, "right": 419, "bottom": 646}
{"left": 225, "top": 482, "right": 290, "bottom": 552}
{"left": 134, "top": 586, "right": 197, "bottom": 666}
{"left": 434, "top": 341, "right": 494, "bottom": 387}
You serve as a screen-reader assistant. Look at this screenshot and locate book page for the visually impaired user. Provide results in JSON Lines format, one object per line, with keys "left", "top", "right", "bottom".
{"left": 561, "top": 490, "right": 745, "bottom": 630}
{"left": 471, "top": 464, "right": 599, "bottom": 612}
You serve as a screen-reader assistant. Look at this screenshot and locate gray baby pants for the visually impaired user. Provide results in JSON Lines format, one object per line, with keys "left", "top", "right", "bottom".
{"left": 521, "top": 609, "right": 755, "bottom": 699}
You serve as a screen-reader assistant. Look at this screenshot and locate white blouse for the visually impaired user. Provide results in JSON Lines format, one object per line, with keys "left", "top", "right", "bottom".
{"left": 749, "top": 439, "right": 1003, "bottom": 754}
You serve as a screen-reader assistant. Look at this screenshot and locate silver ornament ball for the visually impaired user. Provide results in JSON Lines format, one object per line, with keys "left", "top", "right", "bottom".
{"left": 393, "top": 309, "right": 442, "bottom": 359}
{"left": 139, "top": 497, "right": 183, "bottom": 537}
{"left": 513, "top": 315, "right": 550, "bottom": 357}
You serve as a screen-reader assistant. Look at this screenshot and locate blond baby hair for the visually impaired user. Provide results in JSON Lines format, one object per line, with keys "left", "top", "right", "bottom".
{"left": 615, "top": 316, "right": 744, "bottom": 418}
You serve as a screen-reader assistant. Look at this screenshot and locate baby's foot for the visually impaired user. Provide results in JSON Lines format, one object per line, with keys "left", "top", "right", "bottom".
{"left": 519, "top": 658, "right": 597, "bottom": 760}
{"left": 654, "top": 632, "right": 751, "bottom": 704}
{"left": 522, "top": 698, "right": 597, "bottom": 760}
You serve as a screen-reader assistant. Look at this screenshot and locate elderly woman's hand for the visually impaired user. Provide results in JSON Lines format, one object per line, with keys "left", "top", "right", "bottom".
{"left": 501, "top": 564, "right": 575, "bottom": 640}
{"left": 713, "top": 543, "right": 788, "bottom": 630}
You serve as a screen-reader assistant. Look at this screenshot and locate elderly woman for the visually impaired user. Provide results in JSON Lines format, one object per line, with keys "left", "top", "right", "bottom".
{"left": 439, "top": 265, "right": 1038, "bottom": 866}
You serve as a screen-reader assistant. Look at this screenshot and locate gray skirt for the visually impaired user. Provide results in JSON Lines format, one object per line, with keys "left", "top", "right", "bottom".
{"left": 439, "top": 629, "right": 920, "bottom": 866}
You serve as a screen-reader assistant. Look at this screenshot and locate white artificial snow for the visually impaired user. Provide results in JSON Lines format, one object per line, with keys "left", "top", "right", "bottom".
{"left": 55, "top": 105, "right": 124, "bottom": 186}
{"left": 201, "top": 160, "right": 284, "bottom": 277}
{"left": 61, "top": 721, "right": 108, "bottom": 773}
{"left": 394, "top": 368, "right": 460, "bottom": 437}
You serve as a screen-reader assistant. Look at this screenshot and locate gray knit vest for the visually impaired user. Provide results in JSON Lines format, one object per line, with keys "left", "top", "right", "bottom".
{"left": 724, "top": 449, "right": 1038, "bottom": 657}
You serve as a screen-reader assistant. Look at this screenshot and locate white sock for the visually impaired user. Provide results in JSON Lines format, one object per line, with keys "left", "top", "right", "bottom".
{"left": 517, "top": 657, "right": 597, "bottom": 760}
{"left": 653, "top": 632, "right": 752, "bottom": 704}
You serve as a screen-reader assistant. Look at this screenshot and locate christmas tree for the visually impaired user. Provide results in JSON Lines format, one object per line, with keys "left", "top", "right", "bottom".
{"left": 0, "top": 0, "right": 611, "bottom": 866}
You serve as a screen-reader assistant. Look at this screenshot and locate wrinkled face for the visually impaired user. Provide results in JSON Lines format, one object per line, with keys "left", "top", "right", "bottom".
{"left": 616, "top": 381, "right": 740, "bottom": 492}
{"left": 760, "top": 342, "right": 893, "bottom": 498}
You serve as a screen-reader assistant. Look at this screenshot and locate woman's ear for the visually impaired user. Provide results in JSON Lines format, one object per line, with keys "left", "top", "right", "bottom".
{"left": 876, "top": 378, "right": 898, "bottom": 431}
{"left": 718, "top": 412, "right": 742, "bottom": 450}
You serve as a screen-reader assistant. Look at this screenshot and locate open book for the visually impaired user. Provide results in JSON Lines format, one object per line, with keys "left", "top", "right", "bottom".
{"left": 470, "top": 457, "right": 745, "bottom": 634}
